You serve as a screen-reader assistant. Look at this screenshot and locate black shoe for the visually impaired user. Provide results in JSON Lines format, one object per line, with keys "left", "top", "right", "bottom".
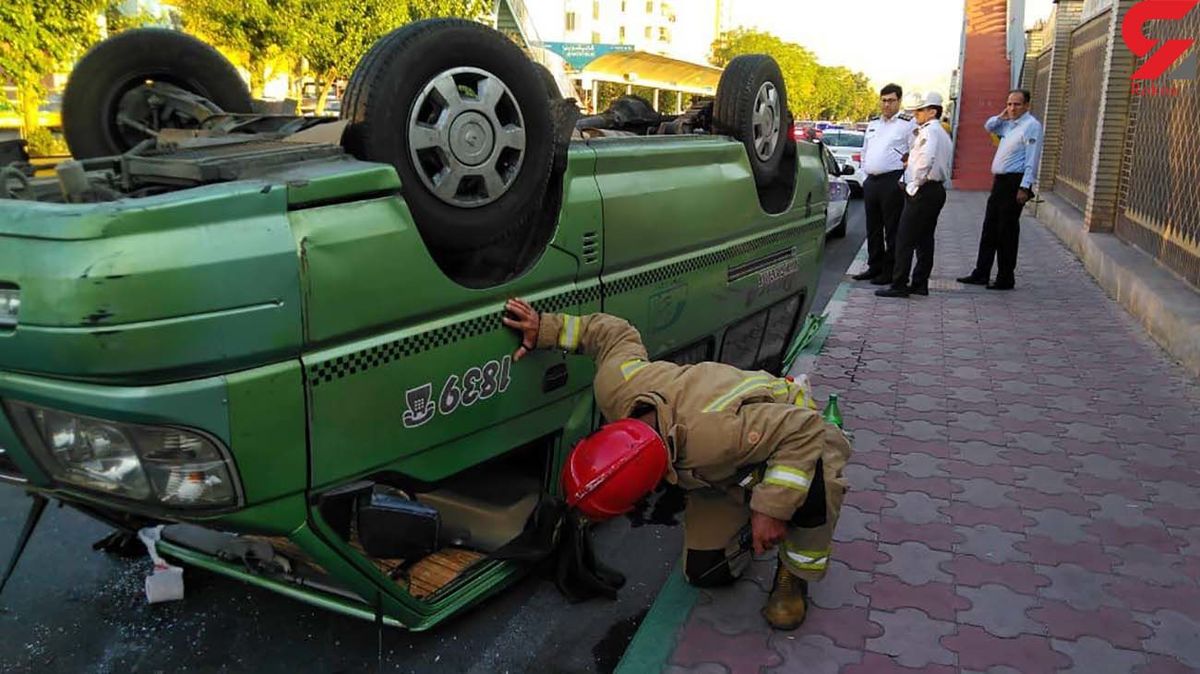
{"left": 987, "top": 281, "right": 1015, "bottom": 290}
{"left": 852, "top": 269, "right": 880, "bottom": 281}
{"left": 909, "top": 284, "right": 929, "bottom": 296}
{"left": 957, "top": 274, "right": 989, "bottom": 285}
{"left": 870, "top": 274, "right": 893, "bottom": 286}
{"left": 875, "top": 286, "right": 910, "bottom": 298}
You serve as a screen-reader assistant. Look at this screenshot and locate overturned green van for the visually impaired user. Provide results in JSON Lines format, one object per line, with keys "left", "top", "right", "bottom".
{"left": 0, "top": 21, "right": 828, "bottom": 629}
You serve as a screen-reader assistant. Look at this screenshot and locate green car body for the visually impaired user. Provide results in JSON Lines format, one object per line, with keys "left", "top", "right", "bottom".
{"left": 0, "top": 135, "right": 827, "bottom": 630}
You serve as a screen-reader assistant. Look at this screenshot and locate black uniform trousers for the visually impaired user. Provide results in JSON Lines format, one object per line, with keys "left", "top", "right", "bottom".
{"left": 862, "top": 170, "right": 906, "bottom": 277}
{"left": 970, "top": 172, "right": 1026, "bottom": 284}
{"left": 891, "top": 181, "right": 947, "bottom": 290}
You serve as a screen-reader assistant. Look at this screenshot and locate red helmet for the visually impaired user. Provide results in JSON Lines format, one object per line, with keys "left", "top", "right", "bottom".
{"left": 562, "top": 419, "right": 669, "bottom": 521}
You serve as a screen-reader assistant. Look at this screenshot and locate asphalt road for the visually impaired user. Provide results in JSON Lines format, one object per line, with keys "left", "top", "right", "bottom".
{"left": 0, "top": 201, "right": 866, "bottom": 674}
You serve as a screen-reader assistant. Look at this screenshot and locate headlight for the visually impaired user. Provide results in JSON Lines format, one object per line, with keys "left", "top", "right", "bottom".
{"left": 4, "top": 401, "right": 241, "bottom": 509}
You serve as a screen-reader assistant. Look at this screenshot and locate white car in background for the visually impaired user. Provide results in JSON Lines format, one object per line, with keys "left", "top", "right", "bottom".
{"left": 818, "top": 142, "right": 851, "bottom": 238}
{"left": 819, "top": 129, "right": 866, "bottom": 197}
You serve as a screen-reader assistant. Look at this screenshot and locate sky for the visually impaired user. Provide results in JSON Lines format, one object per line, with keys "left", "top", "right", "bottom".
{"left": 729, "top": 0, "right": 1056, "bottom": 98}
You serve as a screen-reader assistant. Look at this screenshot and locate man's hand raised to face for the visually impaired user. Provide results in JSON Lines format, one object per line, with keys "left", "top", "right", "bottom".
{"left": 502, "top": 298, "right": 540, "bottom": 362}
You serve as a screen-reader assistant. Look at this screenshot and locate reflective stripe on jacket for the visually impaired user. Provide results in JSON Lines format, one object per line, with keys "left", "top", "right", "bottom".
{"left": 537, "top": 312, "right": 832, "bottom": 521}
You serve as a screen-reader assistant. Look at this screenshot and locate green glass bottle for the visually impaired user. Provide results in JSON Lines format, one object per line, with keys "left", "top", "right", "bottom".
{"left": 823, "top": 393, "right": 843, "bottom": 428}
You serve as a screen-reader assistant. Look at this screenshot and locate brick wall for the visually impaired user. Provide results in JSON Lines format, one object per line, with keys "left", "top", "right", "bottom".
{"left": 953, "top": 0, "right": 1015, "bottom": 190}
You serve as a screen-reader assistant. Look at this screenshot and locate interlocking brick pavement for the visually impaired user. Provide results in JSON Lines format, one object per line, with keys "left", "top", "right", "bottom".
{"left": 648, "top": 192, "right": 1200, "bottom": 673}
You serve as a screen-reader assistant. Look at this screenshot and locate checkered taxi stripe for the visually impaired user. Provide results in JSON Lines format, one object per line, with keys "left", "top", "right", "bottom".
{"left": 306, "top": 287, "right": 600, "bottom": 386}
{"left": 306, "top": 225, "right": 804, "bottom": 386}
{"left": 604, "top": 226, "right": 804, "bottom": 295}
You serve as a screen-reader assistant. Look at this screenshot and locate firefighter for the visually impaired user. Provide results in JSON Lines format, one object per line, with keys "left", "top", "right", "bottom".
{"left": 503, "top": 298, "right": 852, "bottom": 630}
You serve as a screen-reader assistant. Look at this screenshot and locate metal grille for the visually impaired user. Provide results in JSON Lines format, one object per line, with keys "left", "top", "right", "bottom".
{"left": 1117, "top": 6, "right": 1200, "bottom": 289}
{"left": 1033, "top": 49, "right": 1054, "bottom": 124}
{"left": 1055, "top": 11, "right": 1110, "bottom": 211}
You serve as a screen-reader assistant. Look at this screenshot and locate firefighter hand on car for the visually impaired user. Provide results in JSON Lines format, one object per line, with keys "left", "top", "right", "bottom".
{"left": 502, "top": 298, "right": 852, "bottom": 631}
{"left": 503, "top": 298, "right": 541, "bottom": 362}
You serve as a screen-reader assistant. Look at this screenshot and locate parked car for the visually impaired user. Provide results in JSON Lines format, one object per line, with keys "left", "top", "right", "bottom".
{"left": 0, "top": 24, "right": 828, "bottom": 631}
{"left": 818, "top": 142, "right": 851, "bottom": 238}
{"left": 819, "top": 129, "right": 866, "bottom": 197}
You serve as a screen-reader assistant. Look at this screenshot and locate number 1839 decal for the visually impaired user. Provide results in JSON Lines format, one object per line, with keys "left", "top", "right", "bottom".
{"left": 402, "top": 356, "right": 513, "bottom": 428}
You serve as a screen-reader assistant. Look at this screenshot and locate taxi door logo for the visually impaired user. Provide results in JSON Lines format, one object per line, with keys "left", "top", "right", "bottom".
{"left": 1122, "top": 0, "right": 1198, "bottom": 81}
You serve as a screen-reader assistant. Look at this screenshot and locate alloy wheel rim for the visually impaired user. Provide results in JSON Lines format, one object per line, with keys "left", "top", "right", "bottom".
{"left": 407, "top": 67, "right": 527, "bottom": 208}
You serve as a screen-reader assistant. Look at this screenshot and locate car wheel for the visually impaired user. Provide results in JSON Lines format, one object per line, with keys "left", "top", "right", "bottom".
{"left": 713, "top": 55, "right": 789, "bottom": 188}
{"left": 830, "top": 207, "right": 847, "bottom": 239}
{"left": 62, "top": 29, "right": 253, "bottom": 159}
{"left": 342, "top": 19, "right": 555, "bottom": 253}
{"left": 533, "top": 63, "right": 564, "bottom": 100}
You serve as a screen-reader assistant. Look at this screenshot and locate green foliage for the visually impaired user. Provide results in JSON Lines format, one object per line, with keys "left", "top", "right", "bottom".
{"left": 177, "top": 0, "right": 488, "bottom": 98}
{"left": 301, "top": 0, "right": 489, "bottom": 83}
{"left": 177, "top": 0, "right": 307, "bottom": 96}
{"left": 104, "top": 2, "right": 176, "bottom": 32}
{"left": 711, "top": 28, "right": 875, "bottom": 122}
{"left": 0, "top": 0, "right": 104, "bottom": 133}
{"left": 24, "top": 127, "right": 70, "bottom": 157}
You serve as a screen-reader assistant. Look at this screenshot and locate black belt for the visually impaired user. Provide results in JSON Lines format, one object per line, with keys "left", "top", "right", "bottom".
{"left": 867, "top": 170, "right": 904, "bottom": 179}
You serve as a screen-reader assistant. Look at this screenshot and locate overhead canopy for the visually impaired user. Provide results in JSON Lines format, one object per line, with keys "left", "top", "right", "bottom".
{"left": 578, "top": 51, "right": 723, "bottom": 95}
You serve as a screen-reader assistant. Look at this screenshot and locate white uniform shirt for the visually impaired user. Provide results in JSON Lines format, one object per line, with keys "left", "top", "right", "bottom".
{"left": 985, "top": 112, "right": 1042, "bottom": 189}
{"left": 861, "top": 113, "right": 917, "bottom": 175}
{"left": 903, "top": 120, "right": 953, "bottom": 196}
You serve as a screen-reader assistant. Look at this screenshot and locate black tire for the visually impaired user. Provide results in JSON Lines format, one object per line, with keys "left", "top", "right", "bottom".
{"left": 533, "top": 63, "right": 563, "bottom": 100}
{"left": 62, "top": 29, "right": 252, "bottom": 159}
{"left": 713, "top": 55, "right": 789, "bottom": 188}
{"left": 342, "top": 19, "right": 555, "bottom": 252}
{"left": 830, "top": 207, "right": 847, "bottom": 239}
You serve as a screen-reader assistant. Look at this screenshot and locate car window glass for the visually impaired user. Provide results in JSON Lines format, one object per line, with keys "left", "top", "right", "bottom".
{"left": 823, "top": 147, "right": 839, "bottom": 174}
{"left": 826, "top": 132, "right": 864, "bottom": 148}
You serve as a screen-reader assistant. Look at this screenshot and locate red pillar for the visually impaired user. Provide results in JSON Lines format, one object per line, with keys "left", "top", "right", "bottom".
{"left": 954, "top": 0, "right": 1012, "bottom": 190}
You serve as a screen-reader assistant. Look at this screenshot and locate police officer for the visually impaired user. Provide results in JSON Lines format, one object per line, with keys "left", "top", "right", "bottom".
{"left": 855, "top": 84, "right": 917, "bottom": 284}
{"left": 957, "top": 89, "right": 1043, "bottom": 290}
{"left": 876, "top": 92, "right": 953, "bottom": 298}
{"left": 502, "top": 298, "right": 851, "bottom": 631}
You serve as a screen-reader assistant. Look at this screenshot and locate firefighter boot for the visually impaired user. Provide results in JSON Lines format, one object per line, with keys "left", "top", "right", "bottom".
{"left": 762, "top": 563, "right": 809, "bottom": 630}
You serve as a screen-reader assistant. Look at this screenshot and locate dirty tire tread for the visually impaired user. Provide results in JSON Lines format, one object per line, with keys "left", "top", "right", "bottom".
{"left": 713, "top": 54, "right": 789, "bottom": 188}
{"left": 62, "top": 29, "right": 251, "bottom": 158}
{"left": 341, "top": 19, "right": 555, "bottom": 252}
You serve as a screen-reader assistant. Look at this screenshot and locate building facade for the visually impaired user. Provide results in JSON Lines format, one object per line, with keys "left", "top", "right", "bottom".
{"left": 524, "top": 0, "right": 723, "bottom": 65}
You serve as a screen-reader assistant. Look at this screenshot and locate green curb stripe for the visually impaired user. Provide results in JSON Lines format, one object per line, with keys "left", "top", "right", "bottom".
{"left": 614, "top": 566, "right": 698, "bottom": 674}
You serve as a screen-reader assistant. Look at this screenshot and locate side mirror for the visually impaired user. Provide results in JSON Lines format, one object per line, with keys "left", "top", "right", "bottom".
{"left": 841, "top": 165, "right": 856, "bottom": 176}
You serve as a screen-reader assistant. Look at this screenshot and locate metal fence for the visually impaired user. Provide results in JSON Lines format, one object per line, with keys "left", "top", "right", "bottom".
{"left": 1029, "top": 2, "right": 1200, "bottom": 289}
{"left": 1033, "top": 49, "right": 1053, "bottom": 126}
{"left": 1054, "top": 11, "right": 1109, "bottom": 211}
{"left": 1115, "top": 7, "right": 1200, "bottom": 288}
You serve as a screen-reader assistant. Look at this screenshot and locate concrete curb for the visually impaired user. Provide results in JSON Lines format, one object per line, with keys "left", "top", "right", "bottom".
{"left": 1035, "top": 193, "right": 1200, "bottom": 378}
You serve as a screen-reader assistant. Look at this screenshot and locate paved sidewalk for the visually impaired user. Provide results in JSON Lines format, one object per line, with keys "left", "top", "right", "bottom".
{"left": 617, "top": 190, "right": 1200, "bottom": 674}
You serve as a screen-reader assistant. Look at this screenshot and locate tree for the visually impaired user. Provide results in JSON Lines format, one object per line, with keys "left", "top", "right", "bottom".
{"left": 711, "top": 29, "right": 819, "bottom": 118}
{"left": 0, "top": 0, "right": 104, "bottom": 136}
{"left": 711, "top": 28, "right": 876, "bottom": 122}
{"left": 176, "top": 0, "right": 305, "bottom": 98}
{"left": 300, "top": 0, "right": 489, "bottom": 114}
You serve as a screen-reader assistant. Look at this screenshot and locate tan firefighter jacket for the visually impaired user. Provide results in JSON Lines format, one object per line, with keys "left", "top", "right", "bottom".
{"left": 537, "top": 311, "right": 838, "bottom": 522}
